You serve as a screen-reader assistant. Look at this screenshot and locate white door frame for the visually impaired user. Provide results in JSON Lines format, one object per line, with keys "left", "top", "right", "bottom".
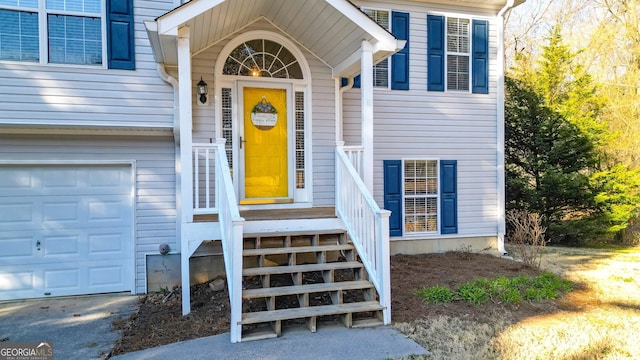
{"left": 213, "top": 31, "right": 314, "bottom": 209}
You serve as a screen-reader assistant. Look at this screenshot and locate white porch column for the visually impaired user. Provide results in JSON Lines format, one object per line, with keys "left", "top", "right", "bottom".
{"left": 177, "top": 25, "right": 194, "bottom": 315}
{"left": 361, "top": 40, "right": 374, "bottom": 193}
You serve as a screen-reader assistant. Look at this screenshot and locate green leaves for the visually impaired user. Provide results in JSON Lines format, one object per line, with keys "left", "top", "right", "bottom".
{"left": 415, "top": 274, "right": 573, "bottom": 306}
{"left": 505, "top": 25, "right": 640, "bottom": 244}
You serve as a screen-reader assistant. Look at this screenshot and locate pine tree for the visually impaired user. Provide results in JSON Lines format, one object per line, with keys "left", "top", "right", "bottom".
{"left": 506, "top": 25, "right": 640, "bottom": 243}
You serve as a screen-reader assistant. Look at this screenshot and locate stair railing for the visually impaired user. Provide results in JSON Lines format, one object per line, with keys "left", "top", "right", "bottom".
{"left": 335, "top": 144, "right": 391, "bottom": 324}
{"left": 212, "top": 139, "right": 244, "bottom": 343}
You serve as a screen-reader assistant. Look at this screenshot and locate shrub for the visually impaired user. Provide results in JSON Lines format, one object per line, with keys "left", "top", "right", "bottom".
{"left": 507, "top": 209, "right": 547, "bottom": 268}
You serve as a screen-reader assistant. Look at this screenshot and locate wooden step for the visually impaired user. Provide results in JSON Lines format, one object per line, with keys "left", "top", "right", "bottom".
{"left": 242, "top": 261, "right": 363, "bottom": 277}
{"left": 242, "top": 280, "right": 373, "bottom": 299}
{"left": 243, "top": 229, "right": 346, "bottom": 238}
{"left": 243, "top": 244, "right": 353, "bottom": 256}
{"left": 240, "top": 301, "right": 384, "bottom": 325}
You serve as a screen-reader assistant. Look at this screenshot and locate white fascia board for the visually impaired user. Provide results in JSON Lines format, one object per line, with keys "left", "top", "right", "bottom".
{"left": 157, "top": 0, "right": 226, "bottom": 35}
{"left": 332, "top": 39, "right": 406, "bottom": 78}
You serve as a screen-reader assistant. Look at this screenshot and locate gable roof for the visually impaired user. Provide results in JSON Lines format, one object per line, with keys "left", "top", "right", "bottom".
{"left": 145, "top": 0, "right": 405, "bottom": 78}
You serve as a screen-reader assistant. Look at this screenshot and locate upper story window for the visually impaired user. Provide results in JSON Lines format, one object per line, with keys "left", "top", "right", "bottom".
{"left": 362, "top": 8, "right": 389, "bottom": 88}
{"left": 428, "top": 14, "right": 488, "bottom": 94}
{"left": 0, "top": 0, "right": 103, "bottom": 65}
{"left": 223, "top": 39, "right": 303, "bottom": 79}
{"left": 446, "top": 17, "right": 470, "bottom": 91}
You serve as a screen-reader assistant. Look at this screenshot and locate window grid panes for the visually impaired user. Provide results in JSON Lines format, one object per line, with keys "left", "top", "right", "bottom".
{"left": 48, "top": 14, "right": 101, "bottom": 65}
{"left": 46, "top": 0, "right": 100, "bottom": 13}
{"left": 221, "top": 88, "right": 233, "bottom": 174}
{"left": 446, "top": 17, "right": 470, "bottom": 91}
{"left": 295, "top": 91, "right": 305, "bottom": 189}
{"left": 0, "top": 9, "right": 39, "bottom": 61}
{"left": 223, "top": 39, "right": 303, "bottom": 79}
{"left": 362, "top": 8, "right": 390, "bottom": 88}
{"left": 0, "top": 0, "right": 102, "bottom": 65}
{"left": 404, "top": 160, "right": 438, "bottom": 233}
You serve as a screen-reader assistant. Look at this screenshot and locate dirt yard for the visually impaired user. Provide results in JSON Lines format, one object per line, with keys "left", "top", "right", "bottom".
{"left": 396, "top": 245, "right": 640, "bottom": 359}
{"left": 111, "top": 246, "right": 640, "bottom": 358}
{"left": 111, "top": 251, "right": 555, "bottom": 356}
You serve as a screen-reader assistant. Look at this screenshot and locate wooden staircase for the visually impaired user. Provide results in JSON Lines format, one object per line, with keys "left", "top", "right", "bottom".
{"left": 240, "top": 230, "right": 384, "bottom": 341}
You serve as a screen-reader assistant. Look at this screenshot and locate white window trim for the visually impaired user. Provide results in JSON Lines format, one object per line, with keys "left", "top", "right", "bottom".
{"left": 445, "top": 16, "right": 471, "bottom": 92}
{"left": 401, "top": 158, "right": 441, "bottom": 236}
{"left": 0, "top": 0, "right": 107, "bottom": 67}
{"left": 361, "top": 6, "right": 391, "bottom": 89}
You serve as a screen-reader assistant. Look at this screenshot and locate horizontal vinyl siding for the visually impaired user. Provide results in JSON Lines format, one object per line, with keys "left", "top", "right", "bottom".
{"left": 345, "top": 1, "right": 500, "bottom": 237}
{"left": 191, "top": 19, "right": 337, "bottom": 207}
{"left": 0, "top": 0, "right": 175, "bottom": 128}
{"left": 0, "top": 135, "right": 177, "bottom": 294}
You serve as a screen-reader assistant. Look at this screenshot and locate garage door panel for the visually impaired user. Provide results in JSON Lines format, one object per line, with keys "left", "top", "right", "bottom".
{"left": 0, "top": 168, "right": 34, "bottom": 191}
{"left": 41, "top": 168, "right": 80, "bottom": 189}
{"left": 43, "top": 201, "right": 80, "bottom": 224}
{"left": 0, "top": 196, "right": 131, "bottom": 232}
{"left": 0, "top": 270, "right": 35, "bottom": 291}
{"left": 44, "top": 268, "right": 80, "bottom": 292}
{"left": 0, "top": 167, "right": 132, "bottom": 197}
{"left": 0, "top": 202, "right": 35, "bottom": 227}
{"left": 43, "top": 235, "right": 80, "bottom": 256}
{"left": 43, "top": 260, "right": 130, "bottom": 297}
{"left": 1, "top": 165, "right": 134, "bottom": 300}
{"left": 0, "top": 235, "right": 36, "bottom": 259}
{"left": 89, "top": 232, "right": 126, "bottom": 255}
{"left": 87, "top": 197, "right": 131, "bottom": 224}
{"left": 89, "top": 266, "right": 124, "bottom": 287}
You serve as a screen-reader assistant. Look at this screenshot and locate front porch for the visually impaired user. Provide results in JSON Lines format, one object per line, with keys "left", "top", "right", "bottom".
{"left": 181, "top": 142, "right": 391, "bottom": 342}
{"left": 144, "top": 0, "right": 404, "bottom": 343}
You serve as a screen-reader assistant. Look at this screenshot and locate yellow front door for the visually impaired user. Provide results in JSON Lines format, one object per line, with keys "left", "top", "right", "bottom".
{"left": 242, "top": 87, "right": 288, "bottom": 201}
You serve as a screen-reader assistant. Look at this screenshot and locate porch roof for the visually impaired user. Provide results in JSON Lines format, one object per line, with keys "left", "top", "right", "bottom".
{"left": 144, "top": 0, "right": 405, "bottom": 78}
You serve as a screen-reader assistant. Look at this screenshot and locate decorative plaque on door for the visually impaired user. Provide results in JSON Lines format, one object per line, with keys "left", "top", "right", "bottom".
{"left": 251, "top": 96, "right": 278, "bottom": 129}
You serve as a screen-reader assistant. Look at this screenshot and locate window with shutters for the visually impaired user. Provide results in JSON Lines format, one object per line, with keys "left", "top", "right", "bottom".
{"left": 0, "top": 0, "right": 103, "bottom": 65}
{"left": 404, "top": 160, "right": 439, "bottom": 234}
{"left": 446, "top": 17, "right": 470, "bottom": 91}
{"left": 362, "top": 8, "right": 390, "bottom": 88}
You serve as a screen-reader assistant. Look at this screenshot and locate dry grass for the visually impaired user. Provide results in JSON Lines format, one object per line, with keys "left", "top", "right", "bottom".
{"left": 395, "top": 245, "right": 640, "bottom": 359}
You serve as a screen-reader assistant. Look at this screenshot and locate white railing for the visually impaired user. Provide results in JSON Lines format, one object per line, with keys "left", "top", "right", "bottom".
{"left": 342, "top": 145, "right": 364, "bottom": 178}
{"left": 210, "top": 141, "right": 244, "bottom": 343}
{"left": 192, "top": 144, "right": 218, "bottom": 214}
{"left": 335, "top": 145, "right": 391, "bottom": 324}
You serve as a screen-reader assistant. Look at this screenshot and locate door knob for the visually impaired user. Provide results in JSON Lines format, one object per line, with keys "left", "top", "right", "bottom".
{"left": 240, "top": 136, "right": 246, "bottom": 149}
{"left": 36, "top": 240, "right": 41, "bottom": 251}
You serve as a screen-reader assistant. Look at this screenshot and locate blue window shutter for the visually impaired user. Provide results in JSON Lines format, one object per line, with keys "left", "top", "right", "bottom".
{"left": 353, "top": 75, "right": 361, "bottom": 88}
{"left": 440, "top": 160, "right": 458, "bottom": 234}
{"left": 107, "top": 0, "right": 135, "bottom": 70}
{"left": 384, "top": 160, "right": 403, "bottom": 236}
{"left": 472, "top": 19, "right": 489, "bottom": 94}
{"left": 391, "top": 11, "right": 409, "bottom": 90}
{"left": 427, "top": 14, "right": 445, "bottom": 91}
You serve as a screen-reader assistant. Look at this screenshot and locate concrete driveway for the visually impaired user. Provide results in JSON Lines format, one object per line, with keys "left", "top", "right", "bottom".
{"left": 0, "top": 294, "right": 139, "bottom": 360}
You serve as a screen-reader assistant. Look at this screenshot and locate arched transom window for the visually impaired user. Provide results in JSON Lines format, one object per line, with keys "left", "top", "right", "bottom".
{"left": 223, "top": 39, "right": 303, "bottom": 79}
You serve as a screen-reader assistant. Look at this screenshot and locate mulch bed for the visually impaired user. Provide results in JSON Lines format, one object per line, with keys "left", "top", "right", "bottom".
{"left": 111, "top": 252, "right": 556, "bottom": 355}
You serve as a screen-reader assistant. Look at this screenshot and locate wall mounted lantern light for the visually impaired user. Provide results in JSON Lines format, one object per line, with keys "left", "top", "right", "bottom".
{"left": 197, "top": 77, "right": 208, "bottom": 104}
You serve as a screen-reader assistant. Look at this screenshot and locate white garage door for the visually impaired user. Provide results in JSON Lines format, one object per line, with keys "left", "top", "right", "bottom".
{"left": 0, "top": 165, "right": 134, "bottom": 300}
